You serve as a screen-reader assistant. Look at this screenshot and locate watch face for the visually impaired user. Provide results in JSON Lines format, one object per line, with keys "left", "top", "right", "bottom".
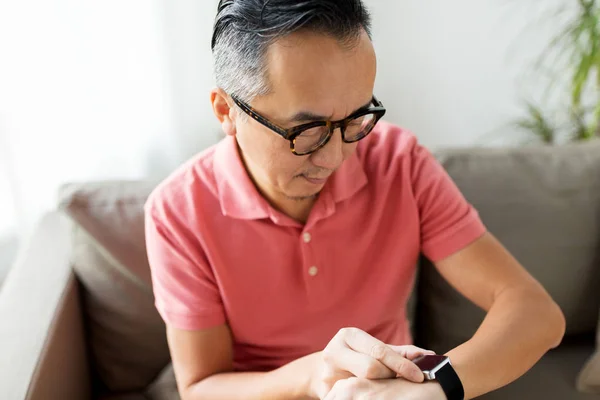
{"left": 413, "top": 355, "right": 449, "bottom": 372}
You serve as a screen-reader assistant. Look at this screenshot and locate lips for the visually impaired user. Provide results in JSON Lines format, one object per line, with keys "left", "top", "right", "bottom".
{"left": 303, "top": 175, "right": 329, "bottom": 185}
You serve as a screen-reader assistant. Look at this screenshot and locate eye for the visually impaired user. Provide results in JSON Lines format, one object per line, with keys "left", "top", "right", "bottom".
{"left": 348, "top": 117, "right": 365, "bottom": 126}
{"left": 299, "top": 126, "right": 327, "bottom": 137}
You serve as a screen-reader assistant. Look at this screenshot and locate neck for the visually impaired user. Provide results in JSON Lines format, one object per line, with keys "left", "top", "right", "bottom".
{"left": 256, "top": 183, "right": 317, "bottom": 224}
{"left": 275, "top": 194, "right": 318, "bottom": 224}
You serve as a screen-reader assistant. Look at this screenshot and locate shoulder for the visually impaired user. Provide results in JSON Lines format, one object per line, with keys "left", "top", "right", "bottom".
{"left": 145, "top": 141, "right": 221, "bottom": 229}
{"left": 356, "top": 120, "right": 430, "bottom": 181}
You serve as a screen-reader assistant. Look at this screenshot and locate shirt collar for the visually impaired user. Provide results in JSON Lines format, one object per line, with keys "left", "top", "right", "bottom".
{"left": 213, "top": 136, "right": 368, "bottom": 220}
{"left": 325, "top": 149, "right": 368, "bottom": 205}
{"left": 213, "top": 136, "right": 271, "bottom": 220}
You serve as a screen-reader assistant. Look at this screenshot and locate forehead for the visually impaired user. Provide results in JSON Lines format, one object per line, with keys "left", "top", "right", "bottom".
{"left": 263, "top": 30, "right": 377, "bottom": 115}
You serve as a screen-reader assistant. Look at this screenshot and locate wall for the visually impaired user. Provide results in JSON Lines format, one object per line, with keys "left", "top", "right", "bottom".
{"left": 161, "top": 0, "right": 565, "bottom": 150}
{"left": 368, "top": 0, "right": 565, "bottom": 148}
{"left": 0, "top": 0, "right": 568, "bottom": 279}
{"left": 158, "top": 0, "right": 223, "bottom": 162}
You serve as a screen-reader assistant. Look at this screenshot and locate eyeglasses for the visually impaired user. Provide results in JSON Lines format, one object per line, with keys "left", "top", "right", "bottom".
{"left": 231, "top": 95, "right": 387, "bottom": 156}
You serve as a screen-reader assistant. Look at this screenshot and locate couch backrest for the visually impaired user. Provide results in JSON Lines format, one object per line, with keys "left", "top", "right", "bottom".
{"left": 59, "top": 181, "right": 169, "bottom": 394}
{"left": 416, "top": 139, "right": 600, "bottom": 354}
{"left": 58, "top": 140, "right": 600, "bottom": 390}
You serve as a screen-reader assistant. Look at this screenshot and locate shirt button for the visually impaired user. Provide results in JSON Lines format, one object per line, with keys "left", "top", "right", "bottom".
{"left": 303, "top": 232, "right": 312, "bottom": 243}
{"left": 308, "top": 266, "right": 319, "bottom": 277}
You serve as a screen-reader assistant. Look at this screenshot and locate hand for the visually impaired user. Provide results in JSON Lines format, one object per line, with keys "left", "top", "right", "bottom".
{"left": 308, "top": 327, "right": 436, "bottom": 399}
{"left": 323, "top": 377, "right": 446, "bottom": 400}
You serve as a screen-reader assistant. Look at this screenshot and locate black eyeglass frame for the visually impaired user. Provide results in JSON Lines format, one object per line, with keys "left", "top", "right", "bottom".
{"left": 230, "top": 95, "right": 387, "bottom": 155}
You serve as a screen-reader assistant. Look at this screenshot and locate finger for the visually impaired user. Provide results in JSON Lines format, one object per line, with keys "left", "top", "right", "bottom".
{"left": 326, "top": 343, "right": 396, "bottom": 380}
{"left": 323, "top": 379, "right": 344, "bottom": 400}
{"left": 323, "top": 388, "right": 334, "bottom": 400}
{"left": 324, "top": 378, "right": 359, "bottom": 400}
{"left": 340, "top": 328, "right": 424, "bottom": 382}
{"left": 388, "top": 345, "right": 437, "bottom": 360}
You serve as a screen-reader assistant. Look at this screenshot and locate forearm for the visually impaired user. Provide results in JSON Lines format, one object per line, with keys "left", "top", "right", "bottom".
{"left": 182, "top": 352, "right": 318, "bottom": 400}
{"left": 446, "top": 287, "right": 565, "bottom": 399}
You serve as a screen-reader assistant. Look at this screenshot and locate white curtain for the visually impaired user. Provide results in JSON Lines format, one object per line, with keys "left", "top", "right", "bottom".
{"left": 0, "top": 0, "right": 221, "bottom": 278}
{"left": 0, "top": 137, "right": 17, "bottom": 239}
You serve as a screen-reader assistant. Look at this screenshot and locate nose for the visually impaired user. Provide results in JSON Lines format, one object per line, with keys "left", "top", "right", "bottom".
{"left": 310, "top": 127, "right": 344, "bottom": 170}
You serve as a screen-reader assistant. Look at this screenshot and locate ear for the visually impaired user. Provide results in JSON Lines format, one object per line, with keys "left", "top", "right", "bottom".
{"left": 210, "top": 87, "right": 237, "bottom": 137}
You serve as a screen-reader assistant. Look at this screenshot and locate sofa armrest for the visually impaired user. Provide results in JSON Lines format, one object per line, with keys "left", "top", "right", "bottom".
{"left": 0, "top": 212, "right": 91, "bottom": 400}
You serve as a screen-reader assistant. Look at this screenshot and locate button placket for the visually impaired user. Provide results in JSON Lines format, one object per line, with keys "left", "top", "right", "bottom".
{"left": 303, "top": 232, "right": 312, "bottom": 243}
{"left": 300, "top": 223, "right": 324, "bottom": 301}
{"left": 302, "top": 232, "right": 317, "bottom": 277}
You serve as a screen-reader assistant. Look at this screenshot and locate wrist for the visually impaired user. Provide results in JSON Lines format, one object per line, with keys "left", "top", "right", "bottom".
{"left": 424, "top": 381, "right": 447, "bottom": 399}
{"left": 299, "top": 351, "right": 322, "bottom": 399}
{"left": 413, "top": 354, "right": 464, "bottom": 399}
{"left": 265, "top": 351, "right": 321, "bottom": 400}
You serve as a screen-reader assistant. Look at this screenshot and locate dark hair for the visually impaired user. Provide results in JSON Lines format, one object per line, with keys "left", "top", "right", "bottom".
{"left": 211, "top": 0, "right": 372, "bottom": 102}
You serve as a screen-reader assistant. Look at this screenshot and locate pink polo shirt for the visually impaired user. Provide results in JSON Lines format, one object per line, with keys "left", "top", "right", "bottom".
{"left": 145, "top": 121, "right": 486, "bottom": 372}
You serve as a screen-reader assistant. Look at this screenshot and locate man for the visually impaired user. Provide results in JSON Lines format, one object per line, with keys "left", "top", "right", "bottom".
{"left": 144, "top": 1, "right": 565, "bottom": 399}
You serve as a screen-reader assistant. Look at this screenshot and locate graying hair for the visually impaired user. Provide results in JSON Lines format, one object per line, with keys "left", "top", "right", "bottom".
{"left": 211, "top": 0, "right": 372, "bottom": 106}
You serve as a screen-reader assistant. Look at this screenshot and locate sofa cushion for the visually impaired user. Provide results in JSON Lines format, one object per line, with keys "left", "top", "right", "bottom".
{"left": 146, "top": 364, "right": 180, "bottom": 400}
{"left": 577, "top": 311, "right": 600, "bottom": 393}
{"left": 416, "top": 140, "right": 600, "bottom": 353}
{"left": 481, "top": 338, "right": 596, "bottom": 399}
{"left": 98, "top": 394, "right": 148, "bottom": 400}
{"left": 59, "top": 181, "right": 170, "bottom": 393}
{"left": 101, "top": 364, "right": 179, "bottom": 400}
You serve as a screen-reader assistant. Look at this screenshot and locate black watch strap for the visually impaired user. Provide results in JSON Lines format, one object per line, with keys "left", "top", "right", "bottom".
{"left": 436, "top": 362, "right": 464, "bottom": 400}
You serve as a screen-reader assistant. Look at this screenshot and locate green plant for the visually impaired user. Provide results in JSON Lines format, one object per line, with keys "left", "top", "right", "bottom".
{"left": 515, "top": 0, "right": 600, "bottom": 144}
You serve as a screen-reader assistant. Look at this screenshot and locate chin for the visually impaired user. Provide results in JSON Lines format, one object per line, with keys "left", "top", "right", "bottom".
{"left": 285, "top": 188, "right": 321, "bottom": 201}
{"left": 281, "top": 176, "right": 326, "bottom": 200}
{"left": 287, "top": 194, "right": 320, "bottom": 201}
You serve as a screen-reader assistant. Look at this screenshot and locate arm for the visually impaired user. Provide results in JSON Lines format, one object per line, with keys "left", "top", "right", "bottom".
{"left": 147, "top": 199, "right": 433, "bottom": 400}
{"left": 144, "top": 210, "right": 309, "bottom": 399}
{"left": 169, "top": 324, "right": 315, "bottom": 400}
{"left": 324, "top": 233, "right": 565, "bottom": 400}
{"left": 170, "top": 324, "right": 434, "bottom": 400}
{"left": 404, "top": 142, "right": 565, "bottom": 398}
{"left": 438, "top": 232, "right": 565, "bottom": 399}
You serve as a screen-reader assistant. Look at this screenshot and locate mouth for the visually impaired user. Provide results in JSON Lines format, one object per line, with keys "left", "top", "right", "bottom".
{"left": 302, "top": 175, "right": 329, "bottom": 185}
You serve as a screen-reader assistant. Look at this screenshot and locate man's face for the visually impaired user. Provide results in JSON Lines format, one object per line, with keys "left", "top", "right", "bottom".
{"left": 234, "top": 29, "right": 377, "bottom": 202}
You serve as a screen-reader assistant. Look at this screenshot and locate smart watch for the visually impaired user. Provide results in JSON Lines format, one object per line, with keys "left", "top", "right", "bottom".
{"left": 412, "top": 355, "right": 464, "bottom": 400}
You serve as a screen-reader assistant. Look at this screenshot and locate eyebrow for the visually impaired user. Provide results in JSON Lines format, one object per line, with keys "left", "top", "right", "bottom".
{"left": 287, "top": 99, "right": 374, "bottom": 123}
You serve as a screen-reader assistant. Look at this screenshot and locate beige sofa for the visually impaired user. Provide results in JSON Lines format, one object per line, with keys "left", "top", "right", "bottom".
{"left": 2, "top": 140, "right": 600, "bottom": 399}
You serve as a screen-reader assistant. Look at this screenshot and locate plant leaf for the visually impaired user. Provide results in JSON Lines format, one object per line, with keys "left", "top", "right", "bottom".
{"left": 512, "top": 101, "right": 557, "bottom": 144}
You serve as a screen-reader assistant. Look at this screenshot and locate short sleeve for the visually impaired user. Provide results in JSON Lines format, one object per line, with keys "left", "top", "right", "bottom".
{"left": 411, "top": 144, "right": 487, "bottom": 262}
{"left": 145, "top": 209, "right": 226, "bottom": 330}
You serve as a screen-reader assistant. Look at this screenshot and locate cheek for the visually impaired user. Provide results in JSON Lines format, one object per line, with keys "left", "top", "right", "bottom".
{"left": 236, "top": 125, "right": 304, "bottom": 182}
{"left": 271, "top": 154, "right": 308, "bottom": 184}
{"left": 265, "top": 147, "right": 310, "bottom": 190}
{"left": 237, "top": 125, "right": 276, "bottom": 166}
